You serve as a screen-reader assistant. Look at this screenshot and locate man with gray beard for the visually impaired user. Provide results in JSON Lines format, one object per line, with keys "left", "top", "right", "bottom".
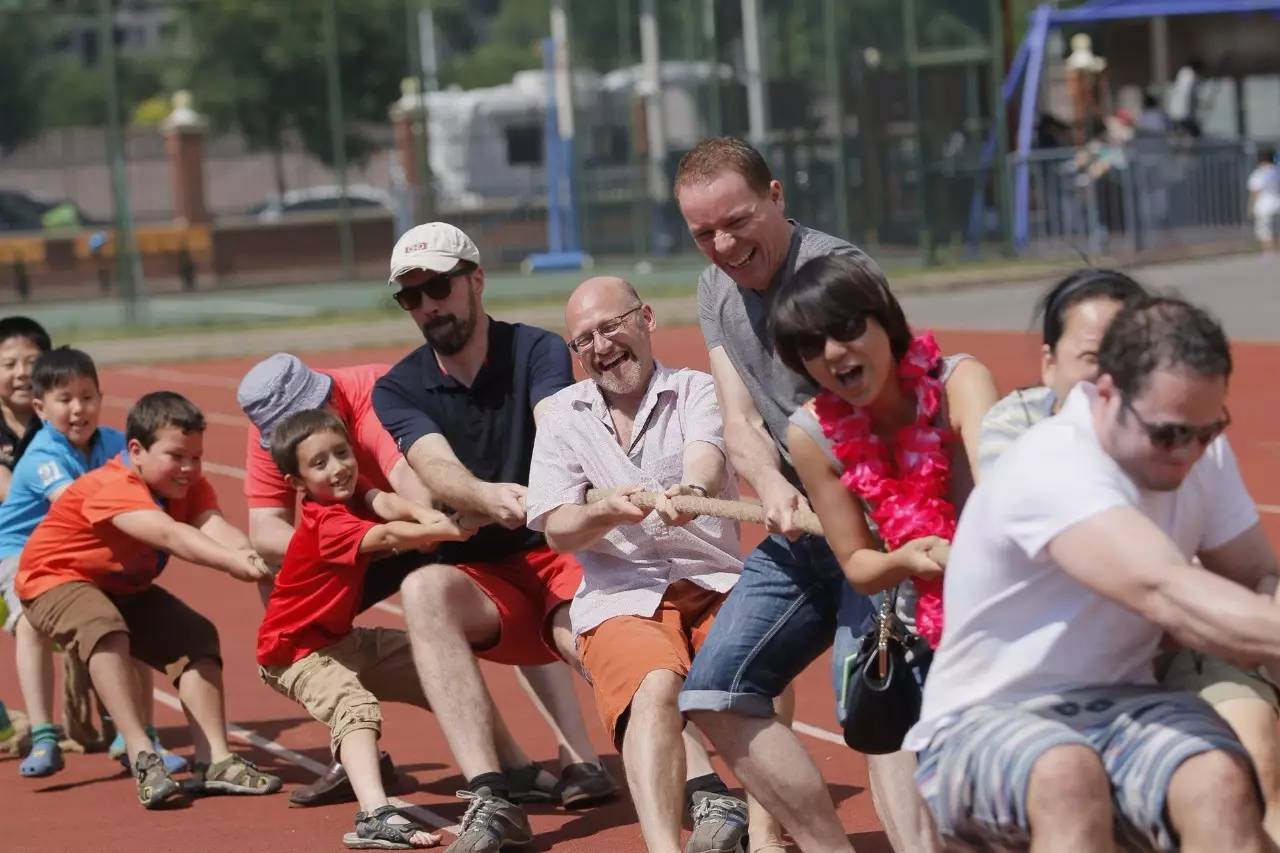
{"left": 526, "top": 276, "right": 786, "bottom": 853}
{"left": 373, "top": 223, "right": 616, "bottom": 853}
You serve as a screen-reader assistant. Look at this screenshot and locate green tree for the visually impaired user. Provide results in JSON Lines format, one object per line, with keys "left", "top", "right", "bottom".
{"left": 176, "top": 0, "right": 410, "bottom": 197}
{"left": 0, "top": 10, "right": 51, "bottom": 154}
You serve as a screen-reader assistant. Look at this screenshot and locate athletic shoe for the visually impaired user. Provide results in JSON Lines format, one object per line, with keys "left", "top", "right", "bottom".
{"left": 110, "top": 727, "right": 188, "bottom": 774}
{"left": 685, "top": 791, "right": 749, "bottom": 853}
{"left": 446, "top": 788, "right": 533, "bottom": 852}
{"left": 134, "top": 750, "right": 183, "bottom": 809}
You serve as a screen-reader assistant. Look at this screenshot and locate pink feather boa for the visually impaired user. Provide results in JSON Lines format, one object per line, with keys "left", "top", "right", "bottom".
{"left": 812, "top": 332, "right": 956, "bottom": 648}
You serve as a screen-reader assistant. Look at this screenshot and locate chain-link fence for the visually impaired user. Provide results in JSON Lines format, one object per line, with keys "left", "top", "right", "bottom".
{"left": 0, "top": 0, "right": 1275, "bottom": 320}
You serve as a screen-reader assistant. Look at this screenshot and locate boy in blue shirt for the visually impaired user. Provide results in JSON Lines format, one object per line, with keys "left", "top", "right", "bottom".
{"left": 0, "top": 348, "right": 180, "bottom": 777}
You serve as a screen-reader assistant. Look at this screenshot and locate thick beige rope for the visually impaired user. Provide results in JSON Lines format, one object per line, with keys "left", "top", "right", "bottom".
{"left": 585, "top": 488, "right": 825, "bottom": 537}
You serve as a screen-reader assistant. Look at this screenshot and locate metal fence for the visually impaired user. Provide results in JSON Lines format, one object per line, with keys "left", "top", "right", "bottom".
{"left": 1013, "top": 139, "right": 1258, "bottom": 259}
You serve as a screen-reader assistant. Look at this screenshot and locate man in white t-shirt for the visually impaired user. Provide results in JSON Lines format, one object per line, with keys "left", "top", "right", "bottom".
{"left": 906, "top": 297, "right": 1280, "bottom": 851}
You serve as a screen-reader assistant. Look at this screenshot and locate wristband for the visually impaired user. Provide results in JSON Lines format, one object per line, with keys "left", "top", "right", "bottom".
{"left": 685, "top": 484, "right": 709, "bottom": 498}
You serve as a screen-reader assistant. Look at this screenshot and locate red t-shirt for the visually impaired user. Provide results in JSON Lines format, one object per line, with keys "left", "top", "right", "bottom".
{"left": 17, "top": 456, "right": 221, "bottom": 600}
{"left": 244, "top": 364, "right": 400, "bottom": 509}
{"left": 256, "top": 496, "right": 380, "bottom": 666}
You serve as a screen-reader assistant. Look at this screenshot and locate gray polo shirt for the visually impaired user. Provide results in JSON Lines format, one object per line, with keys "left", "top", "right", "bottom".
{"left": 696, "top": 221, "right": 873, "bottom": 483}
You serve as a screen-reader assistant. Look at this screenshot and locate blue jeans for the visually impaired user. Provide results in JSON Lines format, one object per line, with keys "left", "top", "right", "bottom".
{"left": 679, "top": 534, "right": 873, "bottom": 717}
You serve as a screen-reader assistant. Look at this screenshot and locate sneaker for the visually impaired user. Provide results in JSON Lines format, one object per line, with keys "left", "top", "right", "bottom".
{"left": 111, "top": 728, "right": 189, "bottom": 774}
{"left": 685, "top": 791, "right": 749, "bottom": 853}
{"left": 191, "top": 753, "right": 283, "bottom": 796}
{"left": 134, "top": 750, "right": 183, "bottom": 809}
{"left": 555, "top": 761, "right": 620, "bottom": 808}
{"left": 446, "top": 788, "right": 533, "bottom": 852}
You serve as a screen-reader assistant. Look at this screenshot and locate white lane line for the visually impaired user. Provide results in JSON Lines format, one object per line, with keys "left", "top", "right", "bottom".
{"left": 116, "top": 366, "right": 243, "bottom": 389}
{"left": 792, "top": 721, "right": 845, "bottom": 746}
{"left": 203, "top": 461, "right": 247, "bottom": 480}
{"left": 151, "top": 687, "right": 460, "bottom": 835}
{"left": 103, "top": 394, "right": 245, "bottom": 427}
{"left": 1260, "top": 505, "right": 1280, "bottom": 515}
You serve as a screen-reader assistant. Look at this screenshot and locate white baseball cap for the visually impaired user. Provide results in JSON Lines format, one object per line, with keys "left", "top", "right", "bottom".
{"left": 388, "top": 222, "right": 481, "bottom": 286}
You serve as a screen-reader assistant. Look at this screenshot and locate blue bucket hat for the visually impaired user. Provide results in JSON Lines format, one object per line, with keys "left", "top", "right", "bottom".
{"left": 237, "top": 353, "right": 334, "bottom": 448}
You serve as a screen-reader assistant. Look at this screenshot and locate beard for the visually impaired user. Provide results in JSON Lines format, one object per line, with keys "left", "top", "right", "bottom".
{"left": 422, "top": 292, "right": 479, "bottom": 355}
{"left": 593, "top": 352, "right": 647, "bottom": 398}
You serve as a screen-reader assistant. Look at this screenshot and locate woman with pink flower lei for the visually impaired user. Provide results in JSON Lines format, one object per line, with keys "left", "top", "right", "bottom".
{"left": 771, "top": 253, "right": 997, "bottom": 852}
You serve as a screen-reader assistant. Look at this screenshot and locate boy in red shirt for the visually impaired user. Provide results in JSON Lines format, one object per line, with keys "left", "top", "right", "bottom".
{"left": 16, "top": 391, "right": 282, "bottom": 809}
{"left": 258, "top": 408, "right": 474, "bottom": 849}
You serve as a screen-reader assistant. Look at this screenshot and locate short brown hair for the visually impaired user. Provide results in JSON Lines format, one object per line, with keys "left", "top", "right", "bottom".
{"left": 269, "top": 408, "right": 349, "bottom": 478}
{"left": 126, "top": 391, "right": 206, "bottom": 449}
{"left": 673, "top": 137, "right": 773, "bottom": 198}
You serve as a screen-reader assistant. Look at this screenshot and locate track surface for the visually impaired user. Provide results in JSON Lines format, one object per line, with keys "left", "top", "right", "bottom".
{"left": 2, "top": 323, "right": 1277, "bottom": 853}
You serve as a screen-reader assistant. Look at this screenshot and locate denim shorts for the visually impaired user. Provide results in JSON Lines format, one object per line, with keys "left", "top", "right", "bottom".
{"left": 679, "top": 533, "right": 873, "bottom": 717}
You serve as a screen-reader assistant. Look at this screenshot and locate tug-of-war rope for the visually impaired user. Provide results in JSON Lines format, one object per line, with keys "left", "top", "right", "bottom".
{"left": 585, "top": 487, "right": 825, "bottom": 536}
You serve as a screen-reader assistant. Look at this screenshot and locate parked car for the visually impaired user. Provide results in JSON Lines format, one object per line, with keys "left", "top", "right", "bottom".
{"left": 0, "top": 189, "right": 93, "bottom": 232}
{"left": 246, "top": 184, "right": 393, "bottom": 221}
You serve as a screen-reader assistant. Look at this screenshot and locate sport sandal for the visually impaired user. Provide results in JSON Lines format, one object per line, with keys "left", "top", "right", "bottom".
{"left": 192, "top": 753, "right": 283, "bottom": 795}
{"left": 343, "top": 804, "right": 440, "bottom": 850}
{"left": 135, "top": 750, "right": 184, "bottom": 809}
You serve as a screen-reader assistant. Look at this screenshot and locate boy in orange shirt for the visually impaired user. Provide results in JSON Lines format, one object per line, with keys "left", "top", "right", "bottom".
{"left": 16, "top": 391, "right": 283, "bottom": 809}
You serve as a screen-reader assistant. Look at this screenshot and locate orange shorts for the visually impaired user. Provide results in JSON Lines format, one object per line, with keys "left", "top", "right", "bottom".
{"left": 455, "top": 546, "right": 582, "bottom": 666}
{"left": 576, "top": 580, "right": 727, "bottom": 748}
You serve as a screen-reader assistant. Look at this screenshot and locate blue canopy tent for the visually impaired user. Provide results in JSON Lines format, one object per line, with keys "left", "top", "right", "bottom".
{"left": 978, "top": 0, "right": 1280, "bottom": 250}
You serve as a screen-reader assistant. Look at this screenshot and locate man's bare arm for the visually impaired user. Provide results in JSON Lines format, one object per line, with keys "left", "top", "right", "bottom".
{"left": 404, "top": 434, "right": 525, "bottom": 528}
{"left": 387, "top": 457, "right": 434, "bottom": 508}
{"left": 248, "top": 505, "right": 296, "bottom": 567}
{"left": 707, "top": 346, "right": 808, "bottom": 537}
{"left": 1199, "top": 522, "right": 1280, "bottom": 599}
{"left": 1049, "top": 506, "right": 1280, "bottom": 665}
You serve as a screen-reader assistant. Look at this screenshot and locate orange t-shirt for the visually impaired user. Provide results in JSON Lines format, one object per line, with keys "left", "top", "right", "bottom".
{"left": 243, "top": 364, "right": 401, "bottom": 509}
{"left": 16, "top": 456, "right": 221, "bottom": 601}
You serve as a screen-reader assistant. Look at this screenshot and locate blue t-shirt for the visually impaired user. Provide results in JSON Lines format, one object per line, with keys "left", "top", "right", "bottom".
{"left": 373, "top": 318, "right": 573, "bottom": 562}
{"left": 0, "top": 424, "right": 127, "bottom": 559}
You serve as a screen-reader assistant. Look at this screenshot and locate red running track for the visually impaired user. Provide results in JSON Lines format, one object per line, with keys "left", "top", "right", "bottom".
{"left": 2, "top": 325, "right": 1277, "bottom": 852}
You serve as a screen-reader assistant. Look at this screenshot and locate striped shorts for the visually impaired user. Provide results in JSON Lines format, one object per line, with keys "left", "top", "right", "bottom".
{"left": 914, "top": 685, "right": 1259, "bottom": 852}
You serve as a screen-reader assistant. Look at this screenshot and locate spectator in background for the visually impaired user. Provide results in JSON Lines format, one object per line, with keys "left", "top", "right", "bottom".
{"left": 1248, "top": 147, "right": 1279, "bottom": 254}
{"left": 1168, "top": 59, "right": 1205, "bottom": 138}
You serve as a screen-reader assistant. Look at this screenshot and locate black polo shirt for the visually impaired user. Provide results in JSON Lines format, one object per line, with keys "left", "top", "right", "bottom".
{"left": 373, "top": 318, "right": 574, "bottom": 563}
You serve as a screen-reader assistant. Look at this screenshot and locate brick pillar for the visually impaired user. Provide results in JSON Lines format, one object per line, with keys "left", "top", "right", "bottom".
{"left": 162, "top": 91, "right": 210, "bottom": 225}
{"left": 389, "top": 77, "right": 432, "bottom": 223}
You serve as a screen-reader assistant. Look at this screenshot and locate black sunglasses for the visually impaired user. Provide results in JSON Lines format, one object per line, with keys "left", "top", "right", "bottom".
{"left": 393, "top": 267, "right": 469, "bottom": 311}
{"left": 790, "top": 315, "right": 868, "bottom": 361}
{"left": 1122, "top": 399, "right": 1231, "bottom": 451}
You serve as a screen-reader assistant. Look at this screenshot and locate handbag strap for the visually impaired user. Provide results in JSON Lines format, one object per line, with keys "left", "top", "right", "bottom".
{"left": 875, "top": 586, "right": 901, "bottom": 678}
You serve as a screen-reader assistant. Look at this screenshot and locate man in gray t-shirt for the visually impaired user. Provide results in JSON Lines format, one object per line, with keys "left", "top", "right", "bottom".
{"left": 697, "top": 222, "right": 867, "bottom": 482}
{"left": 674, "top": 137, "right": 874, "bottom": 852}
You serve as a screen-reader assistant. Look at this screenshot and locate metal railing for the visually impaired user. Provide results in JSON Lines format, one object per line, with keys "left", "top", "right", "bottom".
{"left": 1012, "top": 139, "right": 1256, "bottom": 258}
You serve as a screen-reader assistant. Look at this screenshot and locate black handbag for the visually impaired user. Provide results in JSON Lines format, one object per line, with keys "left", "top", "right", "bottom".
{"left": 839, "top": 586, "right": 933, "bottom": 755}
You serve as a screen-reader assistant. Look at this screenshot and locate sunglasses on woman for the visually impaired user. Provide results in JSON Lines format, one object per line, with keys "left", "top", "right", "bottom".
{"left": 393, "top": 266, "right": 470, "bottom": 311}
{"left": 790, "top": 315, "right": 869, "bottom": 361}
{"left": 1122, "top": 399, "right": 1230, "bottom": 451}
